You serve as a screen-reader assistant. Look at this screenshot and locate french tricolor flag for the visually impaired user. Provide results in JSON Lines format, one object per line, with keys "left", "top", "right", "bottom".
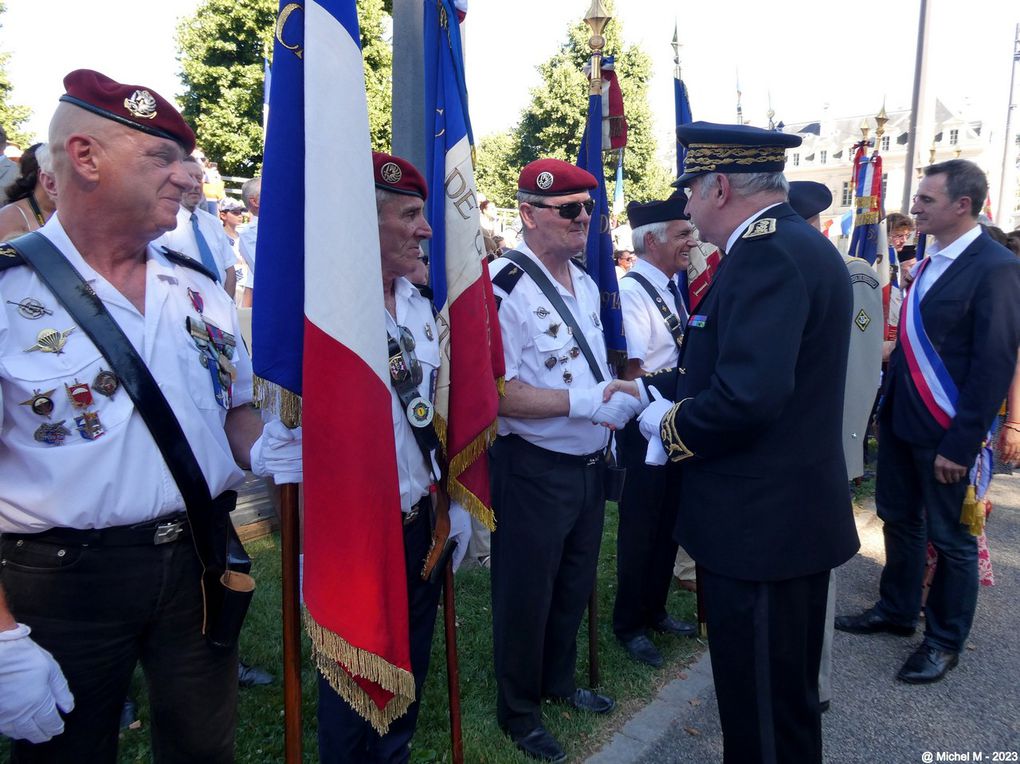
{"left": 253, "top": 0, "right": 414, "bottom": 733}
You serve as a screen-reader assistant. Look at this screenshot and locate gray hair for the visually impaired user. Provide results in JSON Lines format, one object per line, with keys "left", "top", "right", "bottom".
{"left": 241, "top": 176, "right": 262, "bottom": 206}
{"left": 517, "top": 190, "right": 549, "bottom": 207}
{"left": 631, "top": 221, "right": 670, "bottom": 255}
{"left": 696, "top": 171, "right": 789, "bottom": 199}
{"left": 34, "top": 144, "right": 52, "bottom": 174}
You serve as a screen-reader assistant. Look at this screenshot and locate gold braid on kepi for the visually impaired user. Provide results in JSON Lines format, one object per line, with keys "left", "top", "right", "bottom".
{"left": 659, "top": 398, "right": 695, "bottom": 462}
{"left": 682, "top": 144, "right": 789, "bottom": 173}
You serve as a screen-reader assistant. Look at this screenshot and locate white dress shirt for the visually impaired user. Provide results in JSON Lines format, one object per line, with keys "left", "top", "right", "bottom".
{"left": 238, "top": 217, "right": 259, "bottom": 289}
{"left": 489, "top": 240, "right": 611, "bottom": 455}
{"left": 154, "top": 205, "right": 236, "bottom": 284}
{"left": 912, "top": 224, "right": 981, "bottom": 302}
{"left": 0, "top": 214, "right": 253, "bottom": 532}
{"left": 620, "top": 257, "right": 685, "bottom": 373}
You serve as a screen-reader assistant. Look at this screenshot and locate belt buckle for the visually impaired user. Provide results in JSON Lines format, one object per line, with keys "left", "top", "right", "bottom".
{"left": 153, "top": 521, "right": 184, "bottom": 545}
{"left": 403, "top": 507, "right": 420, "bottom": 526}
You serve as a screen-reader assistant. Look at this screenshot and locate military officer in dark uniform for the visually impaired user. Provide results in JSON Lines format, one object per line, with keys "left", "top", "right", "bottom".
{"left": 609, "top": 122, "right": 860, "bottom": 763}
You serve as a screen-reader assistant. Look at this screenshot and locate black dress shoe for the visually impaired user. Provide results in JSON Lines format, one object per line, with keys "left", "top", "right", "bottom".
{"left": 896, "top": 644, "right": 959, "bottom": 684}
{"left": 563, "top": 687, "right": 615, "bottom": 714}
{"left": 238, "top": 661, "right": 275, "bottom": 687}
{"left": 819, "top": 700, "right": 830, "bottom": 713}
{"left": 653, "top": 615, "right": 697, "bottom": 637}
{"left": 511, "top": 726, "right": 566, "bottom": 762}
{"left": 833, "top": 608, "right": 915, "bottom": 636}
{"left": 621, "top": 635, "right": 663, "bottom": 668}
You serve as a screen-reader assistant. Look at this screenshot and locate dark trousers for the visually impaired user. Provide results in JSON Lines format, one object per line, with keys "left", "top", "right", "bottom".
{"left": 317, "top": 510, "right": 442, "bottom": 764}
{"left": 489, "top": 435, "right": 605, "bottom": 736}
{"left": 701, "top": 567, "right": 829, "bottom": 764}
{"left": 0, "top": 535, "right": 238, "bottom": 764}
{"left": 612, "top": 420, "right": 680, "bottom": 641}
{"left": 874, "top": 423, "right": 978, "bottom": 652}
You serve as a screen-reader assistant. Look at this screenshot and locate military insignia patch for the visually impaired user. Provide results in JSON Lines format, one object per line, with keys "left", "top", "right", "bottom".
{"left": 562, "top": 370, "right": 573, "bottom": 384}
{"left": 544, "top": 356, "right": 557, "bottom": 370}
{"left": 65, "top": 380, "right": 94, "bottom": 409}
{"left": 855, "top": 309, "right": 872, "bottom": 332}
{"left": 0, "top": 244, "right": 17, "bottom": 258}
{"left": 534, "top": 307, "right": 550, "bottom": 319}
{"left": 536, "top": 171, "right": 554, "bottom": 190}
{"left": 380, "top": 162, "right": 403, "bottom": 184}
{"left": 75, "top": 411, "right": 105, "bottom": 440}
{"left": 547, "top": 323, "right": 560, "bottom": 338}
{"left": 424, "top": 323, "right": 434, "bottom": 341}
{"left": 25, "top": 327, "right": 74, "bottom": 354}
{"left": 34, "top": 420, "right": 71, "bottom": 445}
{"left": 406, "top": 396, "right": 434, "bottom": 428}
{"left": 20, "top": 389, "right": 56, "bottom": 418}
{"left": 742, "top": 218, "right": 777, "bottom": 239}
{"left": 689, "top": 315, "right": 707, "bottom": 328}
{"left": 6, "top": 298, "right": 52, "bottom": 319}
{"left": 123, "top": 89, "right": 158, "bottom": 119}
{"left": 93, "top": 370, "right": 119, "bottom": 397}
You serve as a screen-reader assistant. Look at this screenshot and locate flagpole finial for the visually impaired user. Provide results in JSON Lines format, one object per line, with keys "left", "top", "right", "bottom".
{"left": 584, "top": 0, "right": 612, "bottom": 95}
{"left": 859, "top": 117, "right": 871, "bottom": 143}
{"left": 672, "top": 20, "right": 682, "bottom": 79}
{"left": 874, "top": 104, "right": 889, "bottom": 144}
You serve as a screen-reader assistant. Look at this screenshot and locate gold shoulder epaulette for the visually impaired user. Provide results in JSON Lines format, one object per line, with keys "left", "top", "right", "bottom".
{"left": 742, "top": 218, "right": 776, "bottom": 239}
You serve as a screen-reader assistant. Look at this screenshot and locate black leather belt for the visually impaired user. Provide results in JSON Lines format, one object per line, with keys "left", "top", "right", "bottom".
{"left": 4, "top": 513, "right": 191, "bottom": 548}
{"left": 500, "top": 434, "right": 607, "bottom": 467}
{"left": 403, "top": 497, "right": 431, "bottom": 527}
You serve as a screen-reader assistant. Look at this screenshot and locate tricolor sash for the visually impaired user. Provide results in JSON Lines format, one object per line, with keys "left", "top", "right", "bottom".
{"left": 898, "top": 258, "right": 957, "bottom": 429}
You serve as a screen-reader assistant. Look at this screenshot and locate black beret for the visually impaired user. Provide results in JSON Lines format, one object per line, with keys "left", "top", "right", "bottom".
{"left": 788, "top": 181, "right": 833, "bottom": 220}
{"left": 627, "top": 196, "right": 689, "bottom": 228}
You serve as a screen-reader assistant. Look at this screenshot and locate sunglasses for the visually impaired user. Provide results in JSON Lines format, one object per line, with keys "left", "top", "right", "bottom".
{"left": 529, "top": 199, "right": 595, "bottom": 220}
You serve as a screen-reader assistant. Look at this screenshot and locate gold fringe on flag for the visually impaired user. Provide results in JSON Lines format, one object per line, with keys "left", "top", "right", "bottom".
{"left": 253, "top": 376, "right": 303, "bottom": 428}
{"left": 303, "top": 610, "right": 416, "bottom": 735}
{"left": 433, "top": 411, "right": 499, "bottom": 530}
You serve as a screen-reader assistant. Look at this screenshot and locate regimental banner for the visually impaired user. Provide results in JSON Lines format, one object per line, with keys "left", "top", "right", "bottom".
{"left": 424, "top": 0, "right": 504, "bottom": 529}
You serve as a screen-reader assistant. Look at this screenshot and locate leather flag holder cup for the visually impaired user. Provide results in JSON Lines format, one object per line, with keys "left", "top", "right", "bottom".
{"left": 7, "top": 232, "right": 254, "bottom": 652}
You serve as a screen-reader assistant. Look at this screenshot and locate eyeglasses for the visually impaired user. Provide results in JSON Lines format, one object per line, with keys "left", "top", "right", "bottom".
{"left": 529, "top": 199, "right": 595, "bottom": 220}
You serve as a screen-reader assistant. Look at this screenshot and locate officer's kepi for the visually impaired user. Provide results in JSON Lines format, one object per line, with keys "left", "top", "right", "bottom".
{"left": 626, "top": 194, "right": 689, "bottom": 228}
{"left": 673, "top": 121, "right": 802, "bottom": 187}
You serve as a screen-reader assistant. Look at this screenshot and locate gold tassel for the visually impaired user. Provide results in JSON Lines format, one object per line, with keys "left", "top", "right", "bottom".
{"left": 253, "top": 377, "right": 302, "bottom": 428}
{"left": 960, "top": 485, "right": 984, "bottom": 536}
{"left": 303, "top": 611, "right": 416, "bottom": 735}
{"left": 432, "top": 413, "right": 498, "bottom": 530}
{"left": 496, "top": 375, "right": 506, "bottom": 398}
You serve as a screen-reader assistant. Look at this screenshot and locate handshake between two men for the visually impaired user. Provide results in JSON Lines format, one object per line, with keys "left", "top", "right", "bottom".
{"left": 568, "top": 379, "right": 675, "bottom": 466}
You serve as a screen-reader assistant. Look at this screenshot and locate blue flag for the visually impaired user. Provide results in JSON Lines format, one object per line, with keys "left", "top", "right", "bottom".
{"left": 577, "top": 88, "right": 626, "bottom": 360}
{"left": 252, "top": 0, "right": 304, "bottom": 396}
{"left": 674, "top": 76, "right": 692, "bottom": 178}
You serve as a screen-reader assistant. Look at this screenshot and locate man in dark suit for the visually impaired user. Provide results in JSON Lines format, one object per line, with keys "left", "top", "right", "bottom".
{"left": 835, "top": 160, "right": 1020, "bottom": 683}
{"left": 609, "top": 122, "right": 860, "bottom": 763}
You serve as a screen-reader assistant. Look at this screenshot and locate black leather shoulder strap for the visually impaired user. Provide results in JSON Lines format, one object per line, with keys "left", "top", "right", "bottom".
{"left": 623, "top": 271, "right": 685, "bottom": 349}
{"left": 7, "top": 232, "right": 224, "bottom": 571}
{"left": 161, "top": 246, "right": 218, "bottom": 282}
{"left": 502, "top": 249, "right": 605, "bottom": 383}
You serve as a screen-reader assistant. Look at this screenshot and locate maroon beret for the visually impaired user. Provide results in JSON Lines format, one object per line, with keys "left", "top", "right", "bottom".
{"left": 372, "top": 151, "right": 427, "bottom": 200}
{"left": 60, "top": 69, "right": 196, "bottom": 153}
{"left": 518, "top": 158, "right": 597, "bottom": 197}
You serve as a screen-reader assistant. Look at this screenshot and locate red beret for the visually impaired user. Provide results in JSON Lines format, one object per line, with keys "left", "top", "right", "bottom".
{"left": 60, "top": 69, "right": 196, "bottom": 153}
{"left": 518, "top": 158, "right": 597, "bottom": 197}
{"left": 372, "top": 151, "right": 427, "bottom": 200}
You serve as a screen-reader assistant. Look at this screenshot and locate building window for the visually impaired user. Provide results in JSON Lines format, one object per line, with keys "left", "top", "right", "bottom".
{"left": 949, "top": 129, "right": 959, "bottom": 145}
{"left": 820, "top": 150, "right": 827, "bottom": 164}
{"left": 881, "top": 136, "right": 890, "bottom": 151}
{"left": 882, "top": 173, "right": 888, "bottom": 199}
{"left": 792, "top": 153, "right": 800, "bottom": 167}
{"left": 841, "top": 181, "right": 852, "bottom": 206}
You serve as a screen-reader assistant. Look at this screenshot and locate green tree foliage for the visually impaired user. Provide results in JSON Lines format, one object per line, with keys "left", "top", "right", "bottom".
{"left": 0, "top": 2, "right": 32, "bottom": 147}
{"left": 176, "top": 0, "right": 392, "bottom": 175}
{"left": 177, "top": 0, "right": 276, "bottom": 176}
{"left": 474, "top": 131, "right": 517, "bottom": 208}
{"left": 475, "top": 12, "right": 673, "bottom": 216}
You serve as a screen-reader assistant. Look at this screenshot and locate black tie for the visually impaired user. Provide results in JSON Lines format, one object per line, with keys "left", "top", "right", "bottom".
{"left": 667, "top": 279, "right": 688, "bottom": 323}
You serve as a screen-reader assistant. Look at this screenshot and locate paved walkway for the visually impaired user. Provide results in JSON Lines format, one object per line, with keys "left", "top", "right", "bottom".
{"left": 589, "top": 473, "right": 1020, "bottom": 763}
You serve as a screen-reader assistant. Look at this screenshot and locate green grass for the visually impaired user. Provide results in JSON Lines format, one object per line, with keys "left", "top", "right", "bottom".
{"left": 84, "top": 503, "right": 703, "bottom": 763}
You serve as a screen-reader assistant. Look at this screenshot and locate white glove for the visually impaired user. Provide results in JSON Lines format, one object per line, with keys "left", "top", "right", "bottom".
{"left": 250, "top": 419, "right": 303, "bottom": 484}
{"left": 0, "top": 623, "right": 74, "bottom": 743}
{"left": 645, "top": 434, "right": 669, "bottom": 466}
{"left": 448, "top": 501, "right": 472, "bottom": 573}
{"left": 568, "top": 381, "right": 610, "bottom": 419}
{"left": 591, "top": 391, "right": 645, "bottom": 429}
{"left": 638, "top": 387, "right": 674, "bottom": 442}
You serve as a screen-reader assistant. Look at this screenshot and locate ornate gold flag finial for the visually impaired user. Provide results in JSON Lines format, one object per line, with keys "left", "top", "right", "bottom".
{"left": 859, "top": 117, "right": 871, "bottom": 143}
{"left": 874, "top": 103, "right": 889, "bottom": 144}
{"left": 584, "top": 0, "right": 613, "bottom": 95}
